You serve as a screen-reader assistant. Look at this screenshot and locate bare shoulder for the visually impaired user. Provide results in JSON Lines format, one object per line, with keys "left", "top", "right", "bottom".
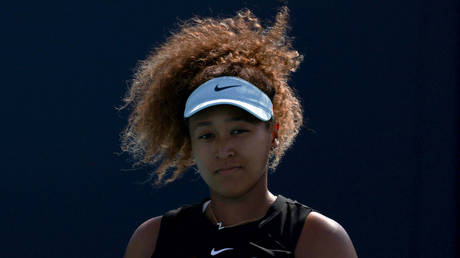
{"left": 295, "top": 211, "right": 357, "bottom": 258}
{"left": 123, "top": 216, "right": 163, "bottom": 258}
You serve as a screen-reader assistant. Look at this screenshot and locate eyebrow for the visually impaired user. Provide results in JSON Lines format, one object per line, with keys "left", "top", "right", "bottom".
{"left": 192, "top": 121, "right": 212, "bottom": 129}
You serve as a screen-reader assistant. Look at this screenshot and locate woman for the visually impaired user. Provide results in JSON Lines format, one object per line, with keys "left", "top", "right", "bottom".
{"left": 121, "top": 7, "right": 357, "bottom": 258}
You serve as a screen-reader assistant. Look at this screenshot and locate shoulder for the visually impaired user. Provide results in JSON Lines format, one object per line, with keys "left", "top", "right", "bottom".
{"left": 295, "top": 211, "right": 357, "bottom": 258}
{"left": 123, "top": 202, "right": 203, "bottom": 258}
{"left": 123, "top": 216, "right": 163, "bottom": 258}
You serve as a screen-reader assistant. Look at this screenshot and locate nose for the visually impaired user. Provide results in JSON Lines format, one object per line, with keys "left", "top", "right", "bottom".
{"left": 215, "top": 136, "right": 235, "bottom": 159}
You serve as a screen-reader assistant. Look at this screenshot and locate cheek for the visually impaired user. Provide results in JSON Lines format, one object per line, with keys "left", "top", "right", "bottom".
{"left": 260, "top": 133, "right": 273, "bottom": 163}
{"left": 243, "top": 132, "right": 272, "bottom": 167}
{"left": 191, "top": 143, "right": 211, "bottom": 172}
{"left": 190, "top": 138, "right": 201, "bottom": 159}
{"left": 256, "top": 129, "right": 273, "bottom": 152}
{"left": 191, "top": 143, "right": 201, "bottom": 165}
{"left": 192, "top": 147, "right": 216, "bottom": 186}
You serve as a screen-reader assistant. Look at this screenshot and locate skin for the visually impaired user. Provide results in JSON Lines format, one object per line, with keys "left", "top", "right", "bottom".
{"left": 124, "top": 105, "right": 357, "bottom": 258}
{"left": 188, "top": 105, "right": 277, "bottom": 226}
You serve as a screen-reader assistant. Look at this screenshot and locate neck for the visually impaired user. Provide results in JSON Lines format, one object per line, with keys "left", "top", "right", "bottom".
{"left": 206, "top": 172, "right": 276, "bottom": 227}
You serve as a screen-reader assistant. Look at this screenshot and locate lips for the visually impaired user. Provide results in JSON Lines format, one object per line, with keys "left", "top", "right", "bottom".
{"left": 215, "top": 166, "right": 242, "bottom": 175}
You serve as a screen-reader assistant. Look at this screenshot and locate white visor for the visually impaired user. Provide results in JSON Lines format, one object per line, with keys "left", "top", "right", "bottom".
{"left": 184, "top": 76, "right": 273, "bottom": 121}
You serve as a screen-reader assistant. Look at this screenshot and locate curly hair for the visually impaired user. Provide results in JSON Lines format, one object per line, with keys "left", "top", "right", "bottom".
{"left": 120, "top": 6, "right": 304, "bottom": 185}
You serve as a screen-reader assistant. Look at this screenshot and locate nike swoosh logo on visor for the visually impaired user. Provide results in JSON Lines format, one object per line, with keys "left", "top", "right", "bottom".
{"left": 210, "top": 247, "right": 234, "bottom": 256}
{"left": 214, "top": 84, "right": 240, "bottom": 91}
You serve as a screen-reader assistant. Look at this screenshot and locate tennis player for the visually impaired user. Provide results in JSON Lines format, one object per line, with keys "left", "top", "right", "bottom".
{"left": 121, "top": 7, "right": 357, "bottom": 258}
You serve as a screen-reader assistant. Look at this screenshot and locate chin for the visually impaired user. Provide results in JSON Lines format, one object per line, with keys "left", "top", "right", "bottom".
{"left": 206, "top": 168, "right": 267, "bottom": 198}
{"left": 210, "top": 179, "right": 261, "bottom": 199}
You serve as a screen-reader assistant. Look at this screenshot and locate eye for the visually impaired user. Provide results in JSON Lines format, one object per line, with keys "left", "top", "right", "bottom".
{"left": 198, "top": 133, "right": 214, "bottom": 140}
{"left": 231, "top": 129, "right": 248, "bottom": 135}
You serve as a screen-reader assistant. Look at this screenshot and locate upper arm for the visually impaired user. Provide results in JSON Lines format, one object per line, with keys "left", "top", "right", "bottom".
{"left": 124, "top": 216, "right": 162, "bottom": 258}
{"left": 295, "top": 212, "right": 357, "bottom": 258}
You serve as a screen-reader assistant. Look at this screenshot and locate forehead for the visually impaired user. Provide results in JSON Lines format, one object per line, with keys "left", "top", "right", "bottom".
{"left": 188, "top": 105, "right": 260, "bottom": 125}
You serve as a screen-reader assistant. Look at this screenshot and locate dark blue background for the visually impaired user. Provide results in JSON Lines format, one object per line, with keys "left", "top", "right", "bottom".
{"left": 2, "top": 0, "right": 458, "bottom": 257}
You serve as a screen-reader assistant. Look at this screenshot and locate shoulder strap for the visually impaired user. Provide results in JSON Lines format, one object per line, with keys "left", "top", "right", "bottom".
{"left": 259, "top": 195, "right": 313, "bottom": 251}
{"left": 151, "top": 204, "right": 197, "bottom": 258}
{"left": 283, "top": 196, "right": 313, "bottom": 249}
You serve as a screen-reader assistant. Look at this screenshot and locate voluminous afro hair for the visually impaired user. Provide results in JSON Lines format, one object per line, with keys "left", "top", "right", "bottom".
{"left": 120, "top": 6, "right": 303, "bottom": 185}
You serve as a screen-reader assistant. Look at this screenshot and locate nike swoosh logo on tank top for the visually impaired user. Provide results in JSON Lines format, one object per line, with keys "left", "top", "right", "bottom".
{"left": 210, "top": 247, "right": 234, "bottom": 256}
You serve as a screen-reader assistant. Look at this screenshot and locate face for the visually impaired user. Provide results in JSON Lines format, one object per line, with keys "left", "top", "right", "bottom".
{"left": 188, "top": 105, "right": 274, "bottom": 199}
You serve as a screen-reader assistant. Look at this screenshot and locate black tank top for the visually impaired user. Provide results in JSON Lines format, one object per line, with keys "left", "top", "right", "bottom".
{"left": 152, "top": 195, "right": 312, "bottom": 257}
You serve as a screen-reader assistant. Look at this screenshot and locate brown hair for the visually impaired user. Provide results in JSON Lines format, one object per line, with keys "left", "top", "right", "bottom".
{"left": 120, "top": 6, "right": 303, "bottom": 185}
